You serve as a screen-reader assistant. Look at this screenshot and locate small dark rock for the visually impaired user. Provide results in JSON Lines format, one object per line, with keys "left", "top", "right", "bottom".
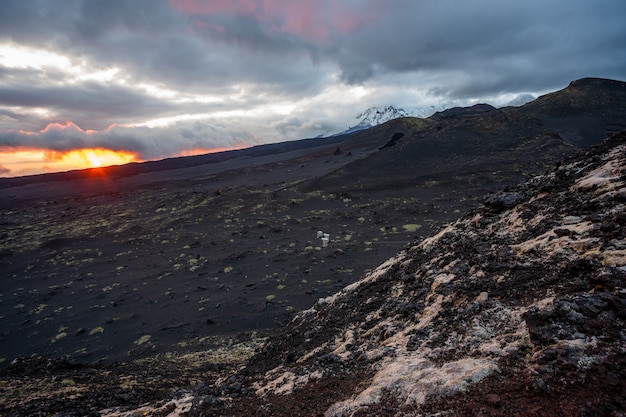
{"left": 607, "top": 371, "right": 621, "bottom": 386}
{"left": 554, "top": 228, "right": 573, "bottom": 237}
{"left": 484, "top": 192, "right": 524, "bottom": 211}
{"left": 199, "top": 395, "right": 223, "bottom": 406}
{"left": 535, "top": 349, "right": 558, "bottom": 363}
{"left": 486, "top": 393, "right": 501, "bottom": 405}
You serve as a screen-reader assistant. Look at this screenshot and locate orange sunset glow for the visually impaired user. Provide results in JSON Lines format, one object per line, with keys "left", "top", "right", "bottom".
{"left": 60, "top": 148, "right": 138, "bottom": 168}
{"left": 0, "top": 148, "right": 140, "bottom": 177}
{"left": 0, "top": 146, "right": 250, "bottom": 177}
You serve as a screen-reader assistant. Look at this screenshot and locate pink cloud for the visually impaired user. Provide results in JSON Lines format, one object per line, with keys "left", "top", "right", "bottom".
{"left": 38, "top": 121, "right": 97, "bottom": 135}
{"left": 169, "top": 0, "right": 385, "bottom": 43}
{"left": 169, "top": 0, "right": 257, "bottom": 15}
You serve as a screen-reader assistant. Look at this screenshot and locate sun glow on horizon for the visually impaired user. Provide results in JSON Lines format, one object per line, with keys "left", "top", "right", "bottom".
{"left": 0, "top": 145, "right": 254, "bottom": 177}
{"left": 61, "top": 148, "right": 138, "bottom": 169}
{"left": 0, "top": 148, "right": 140, "bottom": 177}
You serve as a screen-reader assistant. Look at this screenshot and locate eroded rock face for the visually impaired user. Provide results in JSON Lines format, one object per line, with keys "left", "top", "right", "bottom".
{"left": 188, "top": 134, "right": 625, "bottom": 416}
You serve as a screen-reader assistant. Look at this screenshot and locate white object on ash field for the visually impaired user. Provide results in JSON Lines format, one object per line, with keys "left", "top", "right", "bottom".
{"left": 317, "top": 230, "right": 330, "bottom": 247}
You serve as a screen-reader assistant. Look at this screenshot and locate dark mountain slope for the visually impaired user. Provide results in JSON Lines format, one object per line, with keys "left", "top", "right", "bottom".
{"left": 190, "top": 131, "right": 626, "bottom": 417}
{"left": 521, "top": 77, "right": 626, "bottom": 146}
{"left": 303, "top": 78, "right": 626, "bottom": 193}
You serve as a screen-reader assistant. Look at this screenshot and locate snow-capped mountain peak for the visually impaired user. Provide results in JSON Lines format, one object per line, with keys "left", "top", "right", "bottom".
{"left": 354, "top": 104, "right": 449, "bottom": 129}
{"left": 355, "top": 105, "right": 411, "bottom": 127}
{"left": 331, "top": 104, "right": 451, "bottom": 137}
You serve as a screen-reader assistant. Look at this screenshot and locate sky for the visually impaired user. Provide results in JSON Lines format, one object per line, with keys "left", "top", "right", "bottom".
{"left": 0, "top": 0, "right": 625, "bottom": 177}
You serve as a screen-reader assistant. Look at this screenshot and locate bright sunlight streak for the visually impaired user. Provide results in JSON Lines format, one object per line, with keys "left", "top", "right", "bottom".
{"left": 59, "top": 148, "right": 138, "bottom": 169}
{"left": 0, "top": 148, "right": 139, "bottom": 177}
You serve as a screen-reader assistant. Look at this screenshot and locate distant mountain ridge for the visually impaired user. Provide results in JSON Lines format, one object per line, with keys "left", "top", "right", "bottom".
{"left": 345, "top": 92, "right": 538, "bottom": 135}
{"left": 311, "top": 77, "right": 626, "bottom": 193}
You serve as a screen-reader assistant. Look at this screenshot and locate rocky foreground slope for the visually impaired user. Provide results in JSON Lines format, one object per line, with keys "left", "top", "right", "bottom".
{"left": 168, "top": 132, "right": 625, "bottom": 416}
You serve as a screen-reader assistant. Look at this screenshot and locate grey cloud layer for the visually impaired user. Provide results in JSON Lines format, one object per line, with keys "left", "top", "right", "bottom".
{"left": 332, "top": 0, "right": 626, "bottom": 95}
{"left": 3, "top": 0, "right": 622, "bottom": 96}
{"left": 0, "top": 0, "right": 625, "bottom": 160}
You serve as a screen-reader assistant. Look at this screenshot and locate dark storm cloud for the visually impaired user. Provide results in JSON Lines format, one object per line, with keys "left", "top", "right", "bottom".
{"left": 0, "top": 0, "right": 329, "bottom": 94}
{"left": 0, "top": 1, "right": 621, "bottom": 90}
{"left": 329, "top": 0, "right": 626, "bottom": 97}
{"left": 1, "top": 0, "right": 625, "bottom": 96}
{"left": 168, "top": 0, "right": 626, "bottom": 97}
